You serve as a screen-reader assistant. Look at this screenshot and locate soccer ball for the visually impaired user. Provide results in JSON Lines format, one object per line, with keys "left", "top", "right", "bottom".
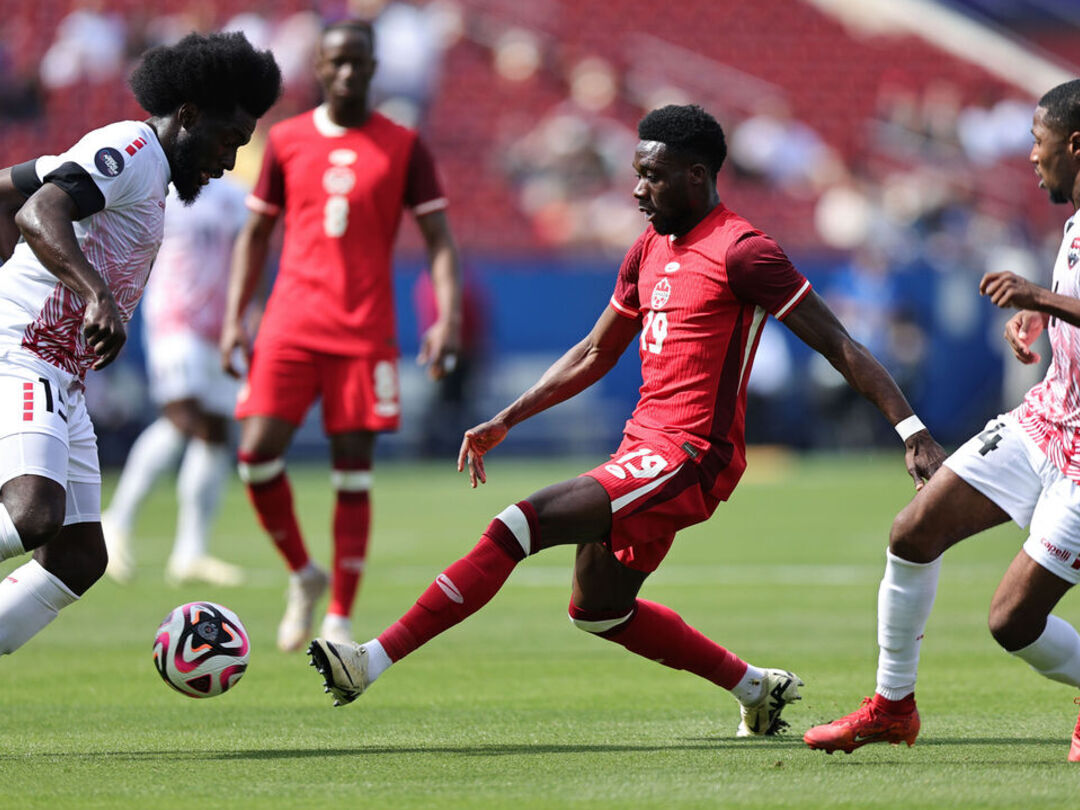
{"left": 152, "top": 601, "right": 250, "bottom": 698}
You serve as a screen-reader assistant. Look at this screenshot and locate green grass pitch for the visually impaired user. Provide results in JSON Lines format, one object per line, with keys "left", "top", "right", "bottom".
{"left": 1, "top": 452, "right": 1079, "bottom": 808}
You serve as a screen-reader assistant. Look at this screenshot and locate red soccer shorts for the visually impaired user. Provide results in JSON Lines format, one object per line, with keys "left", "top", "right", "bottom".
{"left": 582, "top": 435, "right": 722, "bottom": 573}
{"left": 236, "top": 340, "right": 400, "bottom": 434}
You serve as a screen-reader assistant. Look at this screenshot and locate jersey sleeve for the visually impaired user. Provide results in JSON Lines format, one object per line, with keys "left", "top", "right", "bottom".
{"left": 726, "top": 232, "right": 811, "bottom": 320}
{"left": 35, "top": 125, "right": 149, "bottom": 218}
{"left": 609, "top": 232, "right": 647, "bottom": 319}
{"left": 247, "top": 134, "right": 285, "bottom": 216}
{"left": 404, "top": 136, "right": 448, "bottom": 216}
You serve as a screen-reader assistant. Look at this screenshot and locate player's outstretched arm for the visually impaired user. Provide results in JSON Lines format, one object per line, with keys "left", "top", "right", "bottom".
{"left": 782, "top": 290, "right": 946, "bottom": 489}
{"left": 457, "top": 306, "right": 640, "bottom": 487}
{"left": 15, "top": 183, "right": 124, "bottom": 369}
{"left": 415, "top": 209, "right": 462, "bottom": 380}
{"left": 221, "top": 210, "right": 276, "bottom": 377}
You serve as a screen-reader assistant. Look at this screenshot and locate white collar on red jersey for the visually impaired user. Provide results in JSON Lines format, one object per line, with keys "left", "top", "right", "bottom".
{"left": 313, "top": 104, "right": 349, "bottom": 138}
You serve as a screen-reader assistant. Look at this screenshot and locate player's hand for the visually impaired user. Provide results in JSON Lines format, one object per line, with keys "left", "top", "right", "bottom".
{"left": 219, "top": 318, "right": 251, "bottom": 379}
{"left": 979, "top": 271, "right": 1043, "bottom": 311}
{"left": 83, "top": 291, "right": 126, "bottom": 370}
{"left": 417, "top": 319, "right": 461, "bottom": 381}
{"left": 457, "top": 418, "right": 508, "bottom": 488}
{"left": 904, "top": 431, "right": 947, "bottom": 491}
{"left": 1003, "top": 309, "right": 1046, "bottom": 365}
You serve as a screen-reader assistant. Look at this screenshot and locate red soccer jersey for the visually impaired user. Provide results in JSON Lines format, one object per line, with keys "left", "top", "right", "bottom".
{"left": 609, "top": 204, "right": 811, "bottom": 498}
{"left": 248, "top": 106, "right": 447, "bottom": 356}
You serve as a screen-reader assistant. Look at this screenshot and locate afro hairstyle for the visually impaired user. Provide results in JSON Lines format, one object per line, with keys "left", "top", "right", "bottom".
{"left": 637, "top": 104, "right": 727, "bottom": 175}
{"left": 129, "top": 31, "right": 281, "bottom": 119}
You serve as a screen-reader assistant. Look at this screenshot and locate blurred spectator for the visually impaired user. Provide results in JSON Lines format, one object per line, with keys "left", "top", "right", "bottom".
{"left": 40, "top": 0, "right": 126, "bottom": 89}
{"left": 729, "top": 98, "right": 842, "bottom": 195}
{"left": 350, "top": 0, "right": 453, "bottom": 128}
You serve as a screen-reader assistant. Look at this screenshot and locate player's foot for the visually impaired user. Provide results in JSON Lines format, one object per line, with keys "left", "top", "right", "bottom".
{"left": 165, "top": 555, "right": 247, "bottom": 587}
{"left": 101, "top": 513, "right": 134, "bottom": 584}
{"left": 1069, "top": 697, "right": 1080, "bottom": 763}
{"left": 804, "top": 695, "right": 920, "bottom": 754}
{"left": 736, "top": 668, "right": 803, "bottom": 736}
{"left": 307, "top": 638, "right": 370, "bottom": 706}
{"left": 320, "top": 613, "right": 353, "bottom": 646}
{"left": 277, "top": 564, "right": 329, "bottom": 652}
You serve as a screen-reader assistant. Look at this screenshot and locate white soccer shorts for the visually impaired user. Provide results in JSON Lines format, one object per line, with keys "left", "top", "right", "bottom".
{"left": 945, "top": 413, "right": 1080, "bottom": 584}
{"left": 145, "top": 330, "right": 239, "bottom": 416}
{"left": 0, "top": 354, "right": 100, "bottom": 525}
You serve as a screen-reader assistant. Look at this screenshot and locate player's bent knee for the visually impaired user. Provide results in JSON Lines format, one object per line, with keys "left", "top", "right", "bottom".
{"left": 987, "top": 604, "right": 1038, "bottom": 651}
{"left": 7, "top": 500, "right": 65, "bottom": 551}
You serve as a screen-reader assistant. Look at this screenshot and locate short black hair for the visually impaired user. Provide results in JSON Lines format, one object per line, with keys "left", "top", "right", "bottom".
{"left": 638, "top": 104, "right": 727, "bottom": 175}
{"left": 323, "top": 18, "right": 376, "bottom": 45}
{"left": 130, "top": 31, "right": 281, "bottom": 119}
{"left": 1040, "top": 80, "right": 1080, "bottom": 137}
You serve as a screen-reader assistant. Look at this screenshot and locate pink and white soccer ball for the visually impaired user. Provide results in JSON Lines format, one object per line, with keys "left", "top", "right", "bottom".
{"left": 152, "top": 601, "right": 250, "bottom": 698}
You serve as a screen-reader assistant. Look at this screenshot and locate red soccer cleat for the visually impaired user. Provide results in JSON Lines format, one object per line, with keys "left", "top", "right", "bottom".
{"left": 1069, "top": 697, "right": 1080, "bottom": 763}
{"left": 804, "top": 695, "right": 920, "bottom": 754}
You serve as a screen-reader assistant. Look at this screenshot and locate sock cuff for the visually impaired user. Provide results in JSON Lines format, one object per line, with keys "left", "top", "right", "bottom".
{"left": 237, "top": 453, "right": 285, "bottom": 485}
{"left": 488, "top": 500, "right": 540, "bottom": 560}
{"left": 330, "top": 469, "right": 373, "bottom": 493}
{"left": 885, "top": 548, "right": 942, "bottom": 570}
{"left": 567, "top": 598, "right": 636, "bottom": 634}
{"left": 19, "top": 559, "right": 79, "bottom": 609}
{"left": 0, "top": 503, "right": 25, "bottom": 561}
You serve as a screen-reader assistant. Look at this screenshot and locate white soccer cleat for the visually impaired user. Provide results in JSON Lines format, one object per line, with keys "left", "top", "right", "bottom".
{"left": 307, "top": 638, "right": 371, "bottom": 706}
{"left": 166, "top": 555, "right": 247, "bottom": 587}
{"left": 736, "top": 668, "right": 804, "bottom": 737}
{"left": 101, "top": 513, "right": 135, "bottom": 585}
{"left": 320, "top": 613, "right": 353, "bottom": 646}
{"left": 277, "top": 564, "right": 329, "bottom": 652}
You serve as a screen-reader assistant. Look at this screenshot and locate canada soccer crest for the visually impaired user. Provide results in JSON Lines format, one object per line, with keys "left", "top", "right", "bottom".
{"left": 1070, "top": 237, "right": 1080, "bottom": 268}
{"left": 651, "top": 277, "right": 672, "bottom": 309}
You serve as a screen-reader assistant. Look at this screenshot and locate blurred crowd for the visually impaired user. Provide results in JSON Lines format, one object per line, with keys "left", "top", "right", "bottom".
{"left": 1, "top": 0, "right": 1074, "bottom": 452}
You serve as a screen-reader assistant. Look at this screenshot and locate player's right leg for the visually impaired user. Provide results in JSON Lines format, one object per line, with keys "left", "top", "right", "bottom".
{"left": 236, "top": 340, "right": 325, "bottom": 651}
{"left": 805, "top": 429, "right": 1021, "bottom": 753}
{"left": 308, "top": 474, "right": 613, "bottom": 706}
{"left": 0, "top": 369, "right": 104, "bottom": 654}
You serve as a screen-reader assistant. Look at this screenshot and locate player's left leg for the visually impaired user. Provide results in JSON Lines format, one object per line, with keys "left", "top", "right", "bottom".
{"left": 308, "top": 474, "right": 612, "bottom": 706}
{"left": 989, "top": 527, "right": 1079, "bottom": 761}
{"left": 569, "top": 542, "right": 801, "bottom": 736}
{"left": 324, "top": 429, "right": 376, "bottom": 643}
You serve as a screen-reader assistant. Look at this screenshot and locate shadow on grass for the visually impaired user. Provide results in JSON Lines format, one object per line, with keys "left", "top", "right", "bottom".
{"left": 1, "top": 736, "right": 1065, "bottom": 763}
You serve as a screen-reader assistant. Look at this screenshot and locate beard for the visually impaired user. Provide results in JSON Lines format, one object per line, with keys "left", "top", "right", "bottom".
{"left": 1049, "top": 186, "right": 1070, "bottom": 205}
{"left": 170, "top": 131, "right": 205, "bottom": 205}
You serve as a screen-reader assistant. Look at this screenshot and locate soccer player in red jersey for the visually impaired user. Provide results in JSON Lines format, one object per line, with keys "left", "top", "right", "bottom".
{"left": 308, "top": 104, "right": 944, "bottom": 735}
{"left": 221, "top": 19, "right": 462, "bottom": 653}
{"left": 805, "top": 81, "right": 1080, "bottom": 761}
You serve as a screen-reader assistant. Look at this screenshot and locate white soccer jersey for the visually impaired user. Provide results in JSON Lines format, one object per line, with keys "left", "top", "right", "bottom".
{"left": 143, "top": 177, "right": 248, "bottom": 343}
{"left": 1014, "top": 212, "right": 1080, "bottom": 482}
{"left": 0, "top": 120, "right": 169, "bottom": 379}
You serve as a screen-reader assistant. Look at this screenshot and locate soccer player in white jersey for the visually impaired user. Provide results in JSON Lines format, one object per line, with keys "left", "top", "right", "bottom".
{"left": 805, "top": 79, "right": 1080, "bottom": 762}
{"left": 102, "top": 176, "right": 249, "bottom": 586}
{"left": 0, "top": 32, "right": 280, "bottom": 657}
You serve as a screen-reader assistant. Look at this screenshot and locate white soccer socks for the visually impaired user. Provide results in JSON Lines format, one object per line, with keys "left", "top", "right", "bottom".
{"left": 0, "top": 559, "right": 78, "bottom": 654}
{"left": 358, "top": 638, "right": 392, "bottom": 684}
{"left": 106, "top": 417, "right": 186, "bottom": 531}
{"left": 0, "top": 502, "right": 25, "bottom": 561}
{"left": 876, "top": 549, "right": 942, "bottom": 701}
{"left": 172, "top": 438, "right": 229, "bottom": 563}
{"left": 1012, "top": 614, "right": 1080, "bottom": 687}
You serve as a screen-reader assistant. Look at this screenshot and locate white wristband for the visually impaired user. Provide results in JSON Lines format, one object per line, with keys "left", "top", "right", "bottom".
{"left": 894, "top": 415, "right": 926, "bottom": 442}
